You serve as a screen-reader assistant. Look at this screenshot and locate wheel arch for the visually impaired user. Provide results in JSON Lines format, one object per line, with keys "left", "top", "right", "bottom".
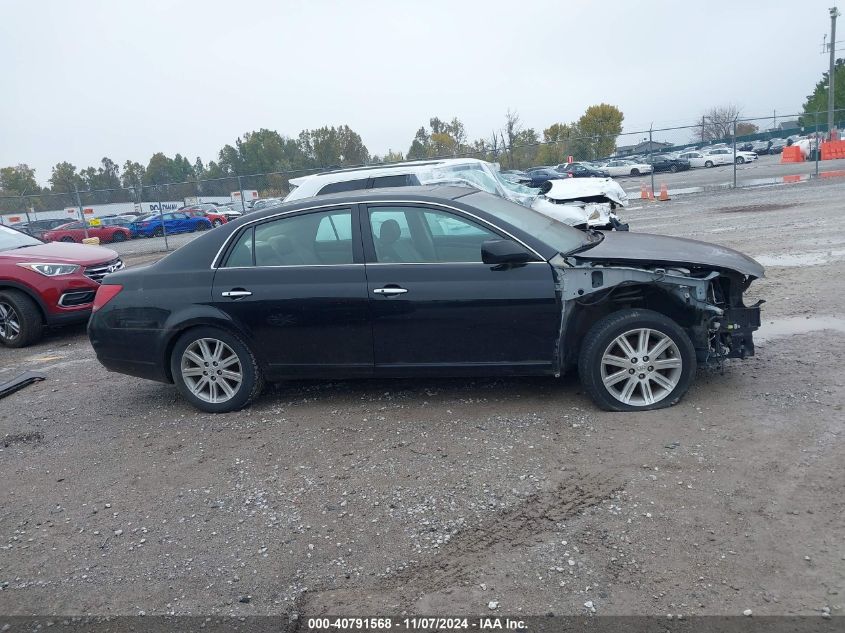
{"left": 160, "top": 313, "right": 259, "bottom": 383}
{"left": 0, "top": 281, "right": 49, "bottom": 321}
{"left": 561, "top": 282, "right": 702, "bottom": 369}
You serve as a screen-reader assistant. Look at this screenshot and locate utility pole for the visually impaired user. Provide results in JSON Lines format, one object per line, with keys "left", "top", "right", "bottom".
{"left": 828, "top": 6, "right": 840, "bottom": 133}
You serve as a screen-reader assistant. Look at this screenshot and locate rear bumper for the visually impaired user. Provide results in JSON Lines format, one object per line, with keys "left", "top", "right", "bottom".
{"left": 88, "top": 318, "right": 171, "bottom": 383}
{"left": 95, "top": 354, "right": 170, "bottom": 383}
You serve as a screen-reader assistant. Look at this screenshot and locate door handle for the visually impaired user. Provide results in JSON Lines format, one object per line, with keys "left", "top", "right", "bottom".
{"left": 373, "top": 287, "right": 408, "bottom": 296}
{"left": 221, "top": 289, "right": 252, "bottom": 298}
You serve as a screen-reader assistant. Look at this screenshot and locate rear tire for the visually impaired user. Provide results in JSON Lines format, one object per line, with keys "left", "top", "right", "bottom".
{"left": 212, "top": 219, "right": 222, "bottom": 227}
{"left": 153, "top": 227, "right": 164, "bottom": 238}
{"left": 60, "top": 236, "right": 75, "bottom": 243}
{"left": 704, "top": 160, "right": 714, "bottom": 168}
{"left": 170, "top": 327, "right": 264, "bottom": 413}
{"left": 0, "top": 290, "right": 43, "bottom": 348}
{"left": 630, "top": 168, "right": 640, "bottom": 176}
{"left": 111, "top": 231, "right": 126, "bottom": 242}
{"left": 670, "top": 164, "right": 678, "bottom": 173}
{"left": 578, "top": 308, "right": 696, "bottom": 412}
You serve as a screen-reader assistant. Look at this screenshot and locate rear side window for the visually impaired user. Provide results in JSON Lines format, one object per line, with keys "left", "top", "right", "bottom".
{"left": 224, "top": 209, "right": 354, "bottom": 267}
{"left": 225, "top": 228, "right": 255, "bottom": 267}
{"left": 370, "top": 174, "right": 418, "bottom": 188}
{"left": 317, "top": 179, "right": 369, "bottom": 196}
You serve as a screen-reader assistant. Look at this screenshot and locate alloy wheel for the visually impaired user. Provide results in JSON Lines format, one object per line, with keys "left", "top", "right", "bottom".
{"left": 180, "top": 338, "right": 243, "bottom": 404}
{"left": 0, "top": 302, "right": 21, "bottom": 341}
{"left": 600, "top": 328, "right": 683, "bottom": 407}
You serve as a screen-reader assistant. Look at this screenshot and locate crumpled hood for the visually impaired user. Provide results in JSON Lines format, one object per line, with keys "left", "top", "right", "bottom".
{"left": 574, "top": 231, "right": 765, "bottom": 278}
{"left": 541, "top": 177, "right": 628, "bottom": 207}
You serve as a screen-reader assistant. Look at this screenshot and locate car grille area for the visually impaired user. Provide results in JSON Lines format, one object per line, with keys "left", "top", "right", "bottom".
{"left": 84, "top": 258, "right": 124, "bottom": 283}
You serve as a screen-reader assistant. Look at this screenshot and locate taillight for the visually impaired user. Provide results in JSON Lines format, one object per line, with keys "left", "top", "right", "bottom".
{"left": 92, "top": 284, "right": 123, "bottom": 312}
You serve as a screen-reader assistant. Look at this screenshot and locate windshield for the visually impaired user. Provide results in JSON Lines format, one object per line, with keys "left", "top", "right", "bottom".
{"left": 462, "top": 191, "right": 594, "bottom": 256}
{"left": 0, "top": 225, "right": 42, "bottom": 251}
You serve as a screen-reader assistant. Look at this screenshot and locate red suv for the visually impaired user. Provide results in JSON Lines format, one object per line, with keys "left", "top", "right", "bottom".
{"left": 0, "top": 225, "right": 123, "bottom": 348}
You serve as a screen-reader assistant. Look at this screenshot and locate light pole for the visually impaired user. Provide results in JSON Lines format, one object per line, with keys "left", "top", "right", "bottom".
{"left": 828, "top": 6, "right": 840, "bottom": 134}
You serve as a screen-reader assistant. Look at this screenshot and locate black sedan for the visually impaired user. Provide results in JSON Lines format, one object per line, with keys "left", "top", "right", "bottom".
{"left": 645, "top": 155, "right": 691, "bottom": 173}
{"left": 556, "top": 162, "right": 611, "bottom": 178}
{"left": 523, "top": 167, "right": 568, "bottom": 188}
{"left": 15, "top": 218, "right": 71, "bottom": 240}
{"left": 89, "top": 186, "right": 764, "bottom": 414}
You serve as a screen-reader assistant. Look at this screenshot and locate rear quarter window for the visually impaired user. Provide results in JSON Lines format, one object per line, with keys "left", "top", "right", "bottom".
{"left": 317, "top": 179, "right": 369, "bottom": 196}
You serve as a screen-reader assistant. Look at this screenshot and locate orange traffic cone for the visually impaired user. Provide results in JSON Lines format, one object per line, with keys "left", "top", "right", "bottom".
{"left": 647, "top": 186, "right": 655, "bottom": 201}
{"left": 640, "top": 183, "right": 648, "bottom": 200}
{"left": 658, "top": 183, "right": 670, "bottom": 201}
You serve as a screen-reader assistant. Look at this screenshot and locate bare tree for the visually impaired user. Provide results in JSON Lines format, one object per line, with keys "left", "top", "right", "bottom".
{"left": 504, "top": 109, "right": 522, "bottom": 168}
{"left": 698, "top": 104, "right": 741, "bottom": 142}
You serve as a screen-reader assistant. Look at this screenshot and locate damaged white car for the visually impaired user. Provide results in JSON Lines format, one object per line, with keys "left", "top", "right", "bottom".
{"left": 284, "top": 158, "right": 628, "bottom": 231}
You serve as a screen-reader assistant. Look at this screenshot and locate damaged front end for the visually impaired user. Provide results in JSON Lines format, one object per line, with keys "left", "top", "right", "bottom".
{"left": 532, "top": 178, "right": 629, "bottom": 231}
{"left": 551, "top": 253, "right": 764, "bottom": 370}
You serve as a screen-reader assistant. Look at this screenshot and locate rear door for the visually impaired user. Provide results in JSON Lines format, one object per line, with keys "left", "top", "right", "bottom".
{"left": 362, "top": 203, "right": 560, "bottom": 376}
{"left": 211, "top": 205, "right": 372, "bottom": 378}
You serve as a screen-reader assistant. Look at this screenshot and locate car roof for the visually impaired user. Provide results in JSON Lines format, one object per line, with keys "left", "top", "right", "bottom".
{"left": 290, "top": 184, "right": 477, "bottom": 206}
{"left": 288, "top": 158, "right": 491, "bottom": 187}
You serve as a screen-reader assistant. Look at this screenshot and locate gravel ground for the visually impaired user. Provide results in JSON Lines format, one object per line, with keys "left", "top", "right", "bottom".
{"left": 0, "top": 178, "right": 843, "bottom": 618}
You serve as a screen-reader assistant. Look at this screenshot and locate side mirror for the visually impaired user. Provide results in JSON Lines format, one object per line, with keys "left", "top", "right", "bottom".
{"left": 481, "top": 239, "right": 532, "bottom": 265}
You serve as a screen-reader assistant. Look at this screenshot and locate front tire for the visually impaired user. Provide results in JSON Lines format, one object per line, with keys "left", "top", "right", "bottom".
{"left": 212, "top": 219, "right": 222, "bottom": 227}
{"left": 630, "top": 168, "right": 640, "bottom": 176}
{"left": 578, "top": 309, "right": 696, "bottom": 412}
{"left": 153, "top": 227, "right": 164, "bottom": 238}
{"left": 670, "top": 164, "right": 679, "bottom": 173}
{"left": 170, "top": 327, "right": 264, "bottom": 413}
{"left": 0, "top": 290, "right": 43, "bottom": 348}
{"left": 736, "top": 156, "right": 745, "bottom": 164}
{"left": 111, "top": 231, "right": 126, "bottom": 242}
{"left": 60, "top": 236, "right": 75, "bottom": 243}
{"left": 704, "top": 160, "right": 714, "bottom": 168}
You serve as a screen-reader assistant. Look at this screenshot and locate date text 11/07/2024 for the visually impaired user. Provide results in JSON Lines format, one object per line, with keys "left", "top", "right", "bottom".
{"left": 306, "top": 617, "right": 528, "bottom": 630}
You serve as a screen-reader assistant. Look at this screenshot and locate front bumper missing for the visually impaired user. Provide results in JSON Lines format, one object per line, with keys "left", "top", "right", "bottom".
{"left": 712, "top": 301, "right": 764, "bottom": 359}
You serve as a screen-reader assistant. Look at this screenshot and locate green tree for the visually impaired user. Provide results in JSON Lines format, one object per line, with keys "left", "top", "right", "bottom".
{"left": 800, "top": 58, "right": 845, "bottom": 127}
{"left": 0, "top": 164, "right": 39, "bottom": 195}
{"left": 121, "top": 160, "right": 145, "bottom": 195}
{"left": 407, "top": 126, "right": 431, "bottom": 159}
{"left": 536, "top": 123, "right": 574, "bottom": 165}
{"left": 575, "top": 104, "right": 624, "bottom": 159}
{"left": 49, "top": 161, "right": 82, "bottom": 193}
{"left": 298, "top": 125, "right": 369, "bottom": 167}
{"left": 406, "top": 117, "right": 469, "bottom": 159}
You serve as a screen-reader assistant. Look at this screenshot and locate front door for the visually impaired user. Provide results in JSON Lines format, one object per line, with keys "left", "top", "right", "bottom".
{"left": 362, "top": 204, "right": 560, "bottom": 376}
{"left": 212, "top": 205, "right": 372, "bottom": 379}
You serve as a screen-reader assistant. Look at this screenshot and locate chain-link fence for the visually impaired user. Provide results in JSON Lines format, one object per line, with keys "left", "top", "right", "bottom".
{"left": 3, "top": 109, "right": 845, "bottom": 259}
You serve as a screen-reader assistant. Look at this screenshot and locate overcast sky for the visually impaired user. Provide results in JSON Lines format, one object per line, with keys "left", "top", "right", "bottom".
{"left": 1, "top": 0, "right": 838, "bottom": 184}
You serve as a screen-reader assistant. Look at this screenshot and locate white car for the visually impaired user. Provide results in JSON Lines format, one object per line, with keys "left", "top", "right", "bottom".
{"left": 703, "top": 147, "right": 758, "bottom": 165}
{"left": 677, "top": 150, "right": 737, "bottom": 168}
{"left": 285, "top": 158, "right": 628, "bottom": 230}
{"left": 600, "top": 159, "right": 653, "bottom": 177}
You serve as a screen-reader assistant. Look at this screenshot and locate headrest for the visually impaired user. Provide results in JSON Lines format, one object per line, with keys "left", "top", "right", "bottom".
{"left": 379, "top": 219, "right": 402, "bottom": 243}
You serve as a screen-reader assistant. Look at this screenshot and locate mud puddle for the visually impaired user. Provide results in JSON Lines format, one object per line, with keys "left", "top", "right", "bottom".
{"left": 754, "top": 248, "right": 845, "bottom": 267}
{"left": 756, "top": 315, "right": 845, "bottom": 342}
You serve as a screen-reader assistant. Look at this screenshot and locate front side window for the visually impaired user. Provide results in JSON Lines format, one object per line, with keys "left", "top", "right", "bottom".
{"left": 224, "top": 208, "right": 354, "bottom": 267}
{"left": 369, "top": 206, "right": 500, "bottom": 264}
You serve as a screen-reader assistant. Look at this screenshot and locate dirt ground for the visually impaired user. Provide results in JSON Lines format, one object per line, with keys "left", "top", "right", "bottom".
{"left": 0, "top": 179, "right": 843, "bottom": 619}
